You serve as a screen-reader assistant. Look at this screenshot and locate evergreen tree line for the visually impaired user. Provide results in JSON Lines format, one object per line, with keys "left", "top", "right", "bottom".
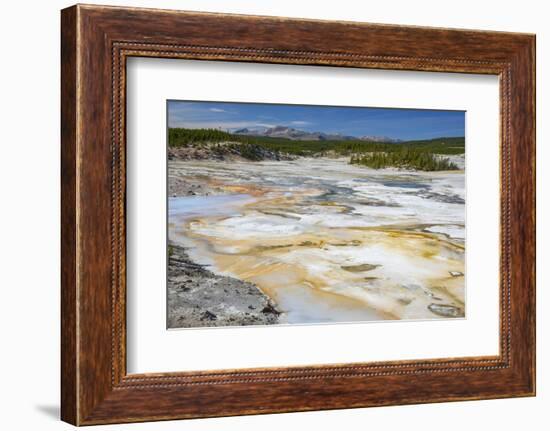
{"left": 169, "top": 128, "right": 237, "bottom": 146}
{"left": 350, "top": 148, "right": 459, "bottom": 171}
{"left": 168, "top": 128, "right": 463, "bottom": 169}
{"left": 169, "top": 128, "right": 464, "bottom": 155}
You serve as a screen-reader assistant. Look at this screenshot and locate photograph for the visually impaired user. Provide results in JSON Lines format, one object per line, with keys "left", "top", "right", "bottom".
{"left": 167, "top": 101, "right": 466, "bottom": 328}
{"left": 51, "top": 3, "right": 536, "bottom": 426}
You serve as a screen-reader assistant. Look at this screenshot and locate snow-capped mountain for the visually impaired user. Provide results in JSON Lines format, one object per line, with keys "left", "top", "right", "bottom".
{"left": 233, "top": 126, "right": 401, "bottom": 142}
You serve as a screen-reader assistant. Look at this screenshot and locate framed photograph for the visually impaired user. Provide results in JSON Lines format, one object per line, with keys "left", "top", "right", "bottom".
{"left": 61, "top": 4, "right": 536, "bottom": 425}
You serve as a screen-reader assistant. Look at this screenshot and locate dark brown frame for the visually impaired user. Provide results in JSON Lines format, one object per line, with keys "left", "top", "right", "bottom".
{"left": 61, "top": 4, "right": 536, "bottom": 426}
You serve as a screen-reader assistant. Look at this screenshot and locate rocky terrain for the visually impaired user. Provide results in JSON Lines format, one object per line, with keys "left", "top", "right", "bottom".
{"left": 168, "top": 141, "right": 294, "bottom": 162}
{"left": 168, "top": 169, "right": 225, "bottom": 197}
{"left": 167, "top": 242, "right": 283, "bottom": 328}
{"left": 168, "top": 158, "right": 465, "bottom": 323}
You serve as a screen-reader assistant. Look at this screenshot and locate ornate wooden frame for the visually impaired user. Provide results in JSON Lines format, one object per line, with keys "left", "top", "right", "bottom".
{"left": 61, "top": 4, "right": 536, "bottom": 425}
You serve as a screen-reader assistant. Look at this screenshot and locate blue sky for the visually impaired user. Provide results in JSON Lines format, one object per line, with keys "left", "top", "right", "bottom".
{"left": 167, "top": 100, "right": 465, "bottom": 140}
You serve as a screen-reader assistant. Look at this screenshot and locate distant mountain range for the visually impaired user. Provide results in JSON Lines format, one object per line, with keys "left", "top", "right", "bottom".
{"left": 233, "top": 126, "right": 402, "bottom": 143}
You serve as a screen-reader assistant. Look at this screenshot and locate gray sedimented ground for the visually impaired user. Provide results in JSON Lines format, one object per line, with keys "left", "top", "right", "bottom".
{"left": 168, "top": 171, "right": 224, "bottom": 197}
{"left": 167, "top": 242, "right": 283, "bottom": 328}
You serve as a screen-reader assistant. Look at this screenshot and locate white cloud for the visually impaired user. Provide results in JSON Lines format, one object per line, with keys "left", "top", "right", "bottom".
{"left": 209, "top": 108, "right": 227, "bottom": 113}
{"left": 290, "top": 120, "right": 311, "bottom": 126}
{"left": 169, "top": 120, "right": 275, "bottom": 130}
